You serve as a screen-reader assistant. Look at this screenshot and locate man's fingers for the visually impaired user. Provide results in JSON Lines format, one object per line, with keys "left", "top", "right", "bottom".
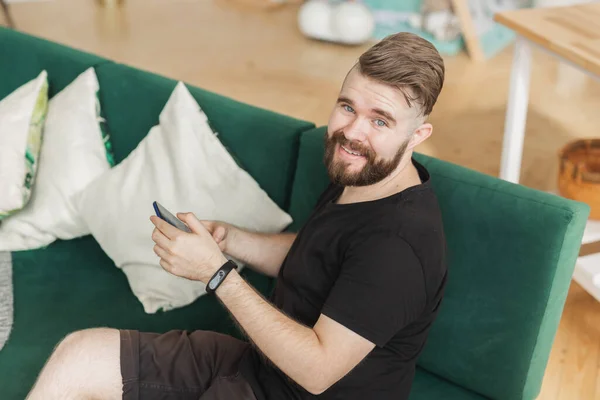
{"left": 153, "top": 244, "right": 172, "bottom": 262}
{"left": 177, "top": 215, "right": 222, "bottom": 239}
{"left": 178, "top": 212, "right": 209, "bottom": 236}
{"left": 213, "top": 225, "right": 226, "bottom": 242}
{"left": 151, "top": 227, "right": 171, "bottom": 249}
{"left": 198, "top": 219, "right": 215, "bottom": 232}
{"left": 177, "top": 212, "right": 193, "bottom": 224}
{"left": 200, "top": 221, "right": 225, "bottom": 242}
{"left": 159, "top": 258, "right": 175, "bottom": 275}
{"left": 150, "top": 215, "right": 179, "bottom": 239}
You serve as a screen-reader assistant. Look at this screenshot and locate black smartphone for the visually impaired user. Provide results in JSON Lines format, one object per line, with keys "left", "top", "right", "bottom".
{"left": 153, "top": 201, "right": 192, "bottom": 233}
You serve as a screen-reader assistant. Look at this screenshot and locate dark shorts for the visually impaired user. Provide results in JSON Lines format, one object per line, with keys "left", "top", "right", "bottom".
{"left": 120, "top": 329, "right": 257, "bottom": 400}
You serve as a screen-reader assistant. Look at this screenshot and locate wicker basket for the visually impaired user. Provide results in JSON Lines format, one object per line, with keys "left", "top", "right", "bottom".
{"left": 558, "top": 139, "right": 600, "bottom": 220}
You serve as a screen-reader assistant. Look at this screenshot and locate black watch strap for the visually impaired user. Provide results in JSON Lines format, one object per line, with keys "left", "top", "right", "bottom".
{"left": 206, "top": 260, "right": 237, "bottom": 294}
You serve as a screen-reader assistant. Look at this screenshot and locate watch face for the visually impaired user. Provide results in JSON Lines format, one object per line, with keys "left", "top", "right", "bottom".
{"left": 209, "top": 270, "right": 226, "bottom": 290}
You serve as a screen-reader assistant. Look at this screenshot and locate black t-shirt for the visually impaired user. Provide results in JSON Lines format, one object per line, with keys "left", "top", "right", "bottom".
{"left": 239, "top": 159, "right": 447, "bottom": 400}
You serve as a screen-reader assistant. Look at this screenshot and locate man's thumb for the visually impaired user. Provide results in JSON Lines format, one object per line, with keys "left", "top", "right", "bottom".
{"left": 177, "top": 212, "right": 206, "bottom": 235}
{"left": 213, "top": 225, "right": 226, "bottom": 242}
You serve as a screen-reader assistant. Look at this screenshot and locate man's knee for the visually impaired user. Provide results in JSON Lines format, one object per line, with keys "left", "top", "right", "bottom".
{"left": 53, "top": 328, "right": 119, "bottom": 363}
{"left": 27, "top": 328, "right": 122, "bottom": 400}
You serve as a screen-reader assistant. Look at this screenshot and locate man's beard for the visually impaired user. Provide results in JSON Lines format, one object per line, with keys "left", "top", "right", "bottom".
{"left": 323, "top": 129, "right": 409, "bottom": 187}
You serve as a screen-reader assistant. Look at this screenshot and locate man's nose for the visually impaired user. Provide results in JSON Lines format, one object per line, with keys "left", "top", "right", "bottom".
{"left": 343, "top": 118, "right": 368, "bottom": 143}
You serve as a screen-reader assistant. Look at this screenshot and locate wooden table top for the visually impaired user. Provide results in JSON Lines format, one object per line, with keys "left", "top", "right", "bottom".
{"left": 494, "top": 3, "right": 600, "bottom": 77}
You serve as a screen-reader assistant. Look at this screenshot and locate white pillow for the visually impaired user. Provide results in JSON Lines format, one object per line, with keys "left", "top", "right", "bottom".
{"left": 74, "top": 82, "right": 293, "bottom": 314}
{"left": 0, "top": 71, "right": 48, "bottom": 219}
{"left": 0, "top": 68, "right": 114, "bottom": 251}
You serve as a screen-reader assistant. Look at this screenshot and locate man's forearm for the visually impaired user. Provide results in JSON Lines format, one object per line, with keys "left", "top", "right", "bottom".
{"left": 227, "top": 229, "right": 296, "bottom": 277}
{"left": 215, "top": 269, "right": 326, "bottom": 394}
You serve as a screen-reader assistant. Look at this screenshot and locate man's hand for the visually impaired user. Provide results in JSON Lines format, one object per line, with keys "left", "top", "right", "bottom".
{"left": 150, "top": 213, "right": 376, "bottom": 394}
{"left": 197, "top": 219, "right": 234, "bottom": 254}
{"left": 195, "top": 219, "right": 296, "bottom": 279}
{"left": 150, "top": 213, "right": 228, "bottom": 283}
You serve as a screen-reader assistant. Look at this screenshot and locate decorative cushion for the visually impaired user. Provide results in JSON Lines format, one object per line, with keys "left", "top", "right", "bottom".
{"left": 74, "top": 82, "right": 293, "bottom": 313}
{"left": 0, "top": 68, "right": 114, "bottom": 251}
{"left": 0, "top": 71, "right": 48, "bottom": 219}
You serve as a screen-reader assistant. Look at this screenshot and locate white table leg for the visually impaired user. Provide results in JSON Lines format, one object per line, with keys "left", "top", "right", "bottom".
{"left": 500, "top": 36, "right": 532, "bottom": 184}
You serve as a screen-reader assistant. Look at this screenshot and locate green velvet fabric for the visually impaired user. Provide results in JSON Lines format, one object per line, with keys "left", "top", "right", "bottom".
{"left": 409, "top": 368, "right": 488, "bottom": 400}
{"left": 413, "top": 154, "right": 589, "bottom": 400}
{"left": 286, "top": 127, "right": 331, "bottom": 231}
{"left": 0, "top": 29, "right": 316, "bottom": 397}
{"left": 288, "top": 127, "right": 590, "bottom": 400}
{"left": 0, "top": 27, "right": 591, "bottom": 399}
{"left": 0, "top": 27, "right": 108, "bottom": 99}
{"left": 0, "top": 237, "right": 268, "bottom": 400}
{"left": 94, "top": 63, "right": 314, "bottom": 211}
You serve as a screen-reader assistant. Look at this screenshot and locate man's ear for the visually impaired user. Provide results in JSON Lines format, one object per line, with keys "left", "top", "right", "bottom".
{"left": 407, "top": 122, "right": 433, "bottom": 151}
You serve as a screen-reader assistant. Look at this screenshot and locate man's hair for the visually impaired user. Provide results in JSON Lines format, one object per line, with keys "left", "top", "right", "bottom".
{"left": 357, "top": 32, "right": 445, "bottom": 117}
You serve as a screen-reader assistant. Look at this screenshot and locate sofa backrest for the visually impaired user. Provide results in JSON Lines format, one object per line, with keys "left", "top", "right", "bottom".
{"left": 93, "top": 62, "right": 314, "bottom": 211}
{"left": 0, "top": 27, "right": 315, "bottom": 213}
{"left": 0, "top": 27, "right": 108, "bottom": 99}
{"left": 288, "top": 127, "right": 590, "bottom": 400}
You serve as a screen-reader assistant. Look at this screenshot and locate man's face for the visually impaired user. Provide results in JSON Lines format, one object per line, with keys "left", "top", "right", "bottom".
{"left": 324, "top": 67, "right": 420, "bottom": 187}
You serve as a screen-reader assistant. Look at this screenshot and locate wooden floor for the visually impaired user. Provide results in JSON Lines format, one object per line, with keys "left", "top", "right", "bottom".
{"left": 3, "top": 0, "right": 600, "bottom": 398}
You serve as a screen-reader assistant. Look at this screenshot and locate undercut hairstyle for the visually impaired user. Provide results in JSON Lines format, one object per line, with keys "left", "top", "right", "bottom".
{"left": 357, "top": 32, "right": 445, "bottom": 117}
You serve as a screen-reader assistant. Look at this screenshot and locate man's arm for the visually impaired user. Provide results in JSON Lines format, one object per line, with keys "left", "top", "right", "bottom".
{"left": 151, "top": 214, "right": 409, "bottom": 395}
{"left": 214, "top": 268, "right": 376, "bottom": 395}
{"left": 226, "top": 227, "right": 296, "bottom": 278}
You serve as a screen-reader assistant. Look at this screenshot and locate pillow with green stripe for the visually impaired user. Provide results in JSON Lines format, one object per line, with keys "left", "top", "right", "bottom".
{"left": 0, "top": 67, "right": 115, "bottom": 251}
{"left": 0, "top": 70, "right": 48, "bottom": 219}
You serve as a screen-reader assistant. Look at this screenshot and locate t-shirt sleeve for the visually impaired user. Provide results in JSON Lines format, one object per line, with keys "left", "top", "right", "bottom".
{"left": 321, "top": 234, "right": 426, "bottom": 347}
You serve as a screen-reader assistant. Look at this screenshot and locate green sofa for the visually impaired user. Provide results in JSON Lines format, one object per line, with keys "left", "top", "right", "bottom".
{"left": 0, "top": 27, "right": 590, "bottom": 400}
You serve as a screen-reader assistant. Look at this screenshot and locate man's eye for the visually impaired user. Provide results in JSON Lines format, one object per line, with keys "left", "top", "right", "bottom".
{"left": 375, "top": 119, "right": 387, "bottom": 127}
{"left": 343, "top": 105, "right": 354, "bottom": 113}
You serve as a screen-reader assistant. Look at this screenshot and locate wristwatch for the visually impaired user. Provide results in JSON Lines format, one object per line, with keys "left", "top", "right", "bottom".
{"left": 206, "top": 260, "right": 237, "bottom": 294}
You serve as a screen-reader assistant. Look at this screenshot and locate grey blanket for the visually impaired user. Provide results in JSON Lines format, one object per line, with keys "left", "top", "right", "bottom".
{"left": 0, "top": 252, "right": 13, "bottom": 351}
